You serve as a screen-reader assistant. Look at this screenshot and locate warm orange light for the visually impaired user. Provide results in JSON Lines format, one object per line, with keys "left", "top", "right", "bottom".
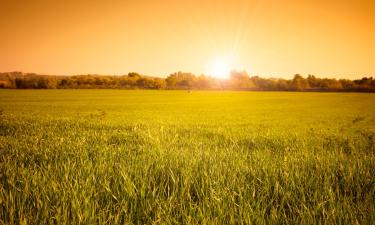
{"left": 0, "top": 1, "right": 373, "bottom": 78}
{"left": 205, "top": 57, "right": 234, "bottom": 79}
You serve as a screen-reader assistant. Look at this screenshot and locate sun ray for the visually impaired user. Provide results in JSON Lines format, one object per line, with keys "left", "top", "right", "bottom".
{"left": 205, "top": 56, "right": 234, "bottom": 79}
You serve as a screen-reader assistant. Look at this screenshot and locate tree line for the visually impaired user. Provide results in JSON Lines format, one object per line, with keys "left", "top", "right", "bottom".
{"left": 0, "top": 71, "right": 374, "bottom": 92}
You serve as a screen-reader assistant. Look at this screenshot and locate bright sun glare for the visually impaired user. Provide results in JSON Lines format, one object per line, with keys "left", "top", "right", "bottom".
{"left": 205, "top": 57, "right": 233, "bottom": 79}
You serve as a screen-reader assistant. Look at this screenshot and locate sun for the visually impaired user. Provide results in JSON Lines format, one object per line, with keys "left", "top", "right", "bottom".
{"left": 205, "top": 57, "right": 233, "bottom": 79}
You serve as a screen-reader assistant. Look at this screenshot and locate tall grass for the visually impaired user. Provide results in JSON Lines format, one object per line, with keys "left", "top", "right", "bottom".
{"left": 0, "top": 90, "right": 374, "bottom": 224}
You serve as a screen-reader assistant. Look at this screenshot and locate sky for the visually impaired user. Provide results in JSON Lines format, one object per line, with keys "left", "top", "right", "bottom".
{"left": 0, "top": 0, "right": 374, "bottom": 79}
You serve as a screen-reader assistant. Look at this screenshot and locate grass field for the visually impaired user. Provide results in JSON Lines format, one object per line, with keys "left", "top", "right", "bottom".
{"left": 0, "top": 90, "right": 374, "bottom": 224}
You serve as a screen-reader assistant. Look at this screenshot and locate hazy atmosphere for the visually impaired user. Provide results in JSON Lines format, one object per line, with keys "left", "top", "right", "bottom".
{"left": 1, "top": 0, "right": 374, "bottom": 78}
{"left": 1, "top": 1, "right": 375, "bottom": 224}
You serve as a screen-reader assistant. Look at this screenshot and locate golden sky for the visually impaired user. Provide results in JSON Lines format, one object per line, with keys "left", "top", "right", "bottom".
{"left": 0, "top": 0, "right": 374, "bottom": 78}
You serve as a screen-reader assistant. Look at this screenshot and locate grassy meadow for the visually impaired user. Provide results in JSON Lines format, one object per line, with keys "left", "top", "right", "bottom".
{"left": 0, "top": 90, "right": 374, "bottom": 224}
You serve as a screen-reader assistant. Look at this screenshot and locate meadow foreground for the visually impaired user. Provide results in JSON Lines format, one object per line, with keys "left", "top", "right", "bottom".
{"left": 0, "top": 90, "right": 374, "bottom": 224}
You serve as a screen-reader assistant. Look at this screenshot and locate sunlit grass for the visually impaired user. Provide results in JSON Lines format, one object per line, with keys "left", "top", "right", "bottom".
{"left": 0, "top": 90, "right": 374, "bottom": 224}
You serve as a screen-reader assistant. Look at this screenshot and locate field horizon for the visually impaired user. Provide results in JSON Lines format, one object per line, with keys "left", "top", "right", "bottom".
{"left": 1, "top": 0, "right": 374, "bottom": 223}
{"left": 1, "top": 71, "right": 374, "bottom": 92}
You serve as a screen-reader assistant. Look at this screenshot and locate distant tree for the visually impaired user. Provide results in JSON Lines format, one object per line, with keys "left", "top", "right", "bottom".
{"left": 275, "top": 79, "right": 289, "bottom": 91}
{"left": 327, "top": 79, "right": 343, "bottom": 90}
{"left": 307, "top": 75, "right": 318, "bottom": 88}
{"left": 153, "top": 78, "right": 166, "bottom": 89}
{"left": 1, "top": 71, "right": 374, "bottom": 91}
{"left": 128, "top": 72, "right": 141, "bottom": 79}
{"left": 339, "top": 79, "right": 355, "bottom": 90}
{"left": 166, "top": 75, "right": 177, "bottom": 88}
{"left": 127, "top": 73, "right": 140, "bottom": 87}
{"left": 291, "top": 74, "right": 310, "bottom": 91}
{"left": 166, "top": 72, "right": 196, "bottom": 89}
{"left": 196, "top": 75, "right": 212, "bottom": 89}
{"left": 251, "top": 76, "right": 272, "bottom": 90}
{"left": 0, "top": 74, "right": 16, "bottom": 88}
{"left": 230, "top": 70, "right": 255, "bottom": 89}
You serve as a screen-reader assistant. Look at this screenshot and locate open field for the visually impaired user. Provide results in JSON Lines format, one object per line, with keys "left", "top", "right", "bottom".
{"left": 0, "top": 90, "right": 374, "bottom": 224}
